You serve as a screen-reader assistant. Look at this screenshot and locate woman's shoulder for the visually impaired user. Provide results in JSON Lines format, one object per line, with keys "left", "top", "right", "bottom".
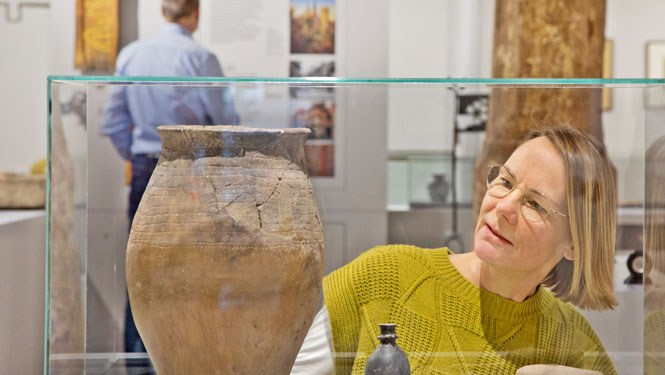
{"left": 534, "top": 294, "right": 615, "bottom": 372}
{"left": 548, "top": 296, "right": 591, "bottom": 324}
{"left": 543, "top": 293, "right": 605, "bottom": 345}
{"left": 548, "top": 297, "right": 616, "bottom": 373}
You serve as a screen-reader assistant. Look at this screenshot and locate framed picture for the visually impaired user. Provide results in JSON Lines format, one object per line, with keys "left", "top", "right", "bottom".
{"left": 289, "top": 57, "right": 336, "bottom": 99}
{"left": 456, "top": 94, "right": 489, "bottom": 131}
{"left": 290, "top": 0, "right": 336, "bottom": 54}
{"left": 646, "top": 41, "right": 665, "bottom": 108}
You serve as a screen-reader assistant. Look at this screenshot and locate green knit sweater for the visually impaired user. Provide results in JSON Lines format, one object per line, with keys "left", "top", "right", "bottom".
{"left": 322, "top": 245, "right": 617, "bottom": 375}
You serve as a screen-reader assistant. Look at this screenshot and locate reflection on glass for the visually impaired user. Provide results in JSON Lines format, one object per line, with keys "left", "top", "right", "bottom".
{"left": 48, "top": 85, "right": 85, "bottom": 373}
{"left": 645, "top": 135, "right": 665, "bottom": 375}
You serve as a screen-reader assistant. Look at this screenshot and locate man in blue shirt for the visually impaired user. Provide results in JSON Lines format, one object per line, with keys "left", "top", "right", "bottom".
{"left": 101, "top": 0, "right": 239, "bottom": 354}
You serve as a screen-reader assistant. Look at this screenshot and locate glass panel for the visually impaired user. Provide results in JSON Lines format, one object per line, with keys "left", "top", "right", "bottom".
{"left": 49, "top": 76, "right": 665, "bottom": 85}
{"left": 46, "top": 78, "right": 660, "bottom": 374}
{"left": 645, "top": 85, "right": 665, "bottom": 375}
{"left": 47, "top": 82, "right": 87, "bottom": 373}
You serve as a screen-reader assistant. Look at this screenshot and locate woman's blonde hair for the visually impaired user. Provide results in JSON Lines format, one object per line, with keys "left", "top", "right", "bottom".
{"left": 524, "top": 125, "right": 618, "bottom": 311}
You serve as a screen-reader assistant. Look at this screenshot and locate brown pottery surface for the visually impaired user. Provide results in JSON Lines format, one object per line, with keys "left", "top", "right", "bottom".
{"left": 126, "top": 125, "right": 324, "bottom": 374}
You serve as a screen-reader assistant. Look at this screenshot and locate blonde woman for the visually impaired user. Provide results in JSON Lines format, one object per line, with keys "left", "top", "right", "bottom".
{"left": 292, "top": 125, "right": 618, "bottom": 375}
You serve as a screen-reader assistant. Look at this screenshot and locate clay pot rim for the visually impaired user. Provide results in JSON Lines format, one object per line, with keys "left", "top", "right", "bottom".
{"left": 157, "top": 125, "right": 311, "bottom": 135}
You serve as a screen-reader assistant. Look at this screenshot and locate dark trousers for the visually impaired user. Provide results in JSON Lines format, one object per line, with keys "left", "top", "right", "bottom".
{"left": 125, "top": 155, "right": 159, "bottom": 353}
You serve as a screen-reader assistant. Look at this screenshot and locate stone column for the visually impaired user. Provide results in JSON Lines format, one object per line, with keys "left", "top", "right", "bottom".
{"left": 472, "top": 0, "right": 607, "bottom": 216}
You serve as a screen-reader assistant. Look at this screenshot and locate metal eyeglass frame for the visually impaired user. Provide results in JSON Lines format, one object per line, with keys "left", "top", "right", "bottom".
{"left": 486, "top": 164, "right": 568, "bottom": 222}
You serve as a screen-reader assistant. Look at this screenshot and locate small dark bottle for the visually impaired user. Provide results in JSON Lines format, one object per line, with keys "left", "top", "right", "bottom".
{"left": 365, "top": 324, "right": 411, "bottom": 375}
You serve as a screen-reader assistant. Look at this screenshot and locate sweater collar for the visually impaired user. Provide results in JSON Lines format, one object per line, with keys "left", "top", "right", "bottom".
{"left": 428, "top": 248, "right": 556, "bottom": 320}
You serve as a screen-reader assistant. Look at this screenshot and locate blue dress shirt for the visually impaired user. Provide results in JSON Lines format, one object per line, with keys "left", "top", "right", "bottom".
{"left": 101, "top": 23, "right": 240, "bottom": 160}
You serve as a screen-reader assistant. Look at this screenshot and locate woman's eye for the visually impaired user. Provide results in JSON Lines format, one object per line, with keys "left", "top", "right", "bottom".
{"left": 527, "top": 199, "right": 546, "bottom": 212}
{"left": 500, "top": 178, "right": 513, "bottom": 188}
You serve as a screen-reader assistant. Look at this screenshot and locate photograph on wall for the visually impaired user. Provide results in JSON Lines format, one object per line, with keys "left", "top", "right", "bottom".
{"left": 289, "top": 98, "right": 335, "bottom": 177}
{"left": 290, "top": 0, "right": 336, "bottom": 54}
{"left": 646, "top": 41, "right": 665, "bottom": 108}
{"left": 289, "top": 57, "right": 335, "bottom": 98}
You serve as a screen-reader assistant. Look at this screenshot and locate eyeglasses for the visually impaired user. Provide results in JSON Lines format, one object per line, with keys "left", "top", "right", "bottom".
{"left": 486, "top": 164, "right": 568, "bottom": 223}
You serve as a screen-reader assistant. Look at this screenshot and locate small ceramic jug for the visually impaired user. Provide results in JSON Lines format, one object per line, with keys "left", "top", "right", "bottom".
{"left": 428, "top": 174, "right": 449, "bottom": 204}
{"left": 365, "top": 324, "right": 411, "bottom": 375}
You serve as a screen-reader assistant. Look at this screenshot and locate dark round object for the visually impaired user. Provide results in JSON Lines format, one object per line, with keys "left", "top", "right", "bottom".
{"left": 625, "top": 249, "right": 643, "bottom": 284}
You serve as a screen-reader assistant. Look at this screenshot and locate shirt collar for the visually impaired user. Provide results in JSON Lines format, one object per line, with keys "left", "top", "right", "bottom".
{"left": 162, "top": 22, "right": 192, "bottom": 38}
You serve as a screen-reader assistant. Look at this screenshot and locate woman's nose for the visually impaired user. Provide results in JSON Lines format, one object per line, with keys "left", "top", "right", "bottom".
{"left": 495, "top": 189, "right": 520, "bottom": 224}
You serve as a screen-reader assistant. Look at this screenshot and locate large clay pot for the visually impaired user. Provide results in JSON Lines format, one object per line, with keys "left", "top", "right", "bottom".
{"left": 126, "top": 125, "right": 324, "bottom": 374}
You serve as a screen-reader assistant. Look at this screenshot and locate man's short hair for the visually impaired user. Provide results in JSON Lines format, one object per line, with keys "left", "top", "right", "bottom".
{"left": 162, "top": 0, "right": 199, "bottom": 22}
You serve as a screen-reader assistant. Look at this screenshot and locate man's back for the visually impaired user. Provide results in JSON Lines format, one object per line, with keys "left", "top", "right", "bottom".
{"left": 102, "top": 23, "right": 239, "bottom": 158}
{"left": 118, "top": 23, "right": 217, "bottom": 77}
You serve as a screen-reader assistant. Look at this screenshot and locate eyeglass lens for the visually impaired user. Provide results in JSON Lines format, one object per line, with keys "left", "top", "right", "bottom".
{"left": 486, "top": 165, "right": 551, "bottom": 222}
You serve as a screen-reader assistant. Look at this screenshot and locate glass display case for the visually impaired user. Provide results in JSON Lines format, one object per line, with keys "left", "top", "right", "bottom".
{"left": 405, "top": 154, "right": 475, "bottom": 208}
{"left": 46, "top": 77, "right": 665, "bottom": 374}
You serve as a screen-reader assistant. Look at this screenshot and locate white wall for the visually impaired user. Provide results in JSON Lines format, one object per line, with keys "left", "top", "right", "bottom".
{"left": 386, "top": 0, "right": 451, "bottom": 153}
{"left": 386, "top": 0, "right": 494, "bottom": 153}
{"left": 138, "top": 0, "right": 164, "bottom": 39}
{"left": 0, "top": 5, "right": 49, "bottom": 173}
{"left": 603, "top": 0, "right": 665, "bottom": 203}
{"left": 0, "top": 1, "right": 79, "bottom": 173}
{"left": 606, "top": 0, "right": 665, "bottom": 81}
{"left": 48, "top": 1, "right": 78, "bottom": 76}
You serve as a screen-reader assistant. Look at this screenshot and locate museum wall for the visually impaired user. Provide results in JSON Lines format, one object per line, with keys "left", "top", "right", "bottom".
{"left": 386, "top": 0, "right": 494, "bottom": 153}
{"left": 0, "top": 5, "right": 50, "bottom": 173}
{"left": 2, "top": 0, "right": 665, "bottom": 175}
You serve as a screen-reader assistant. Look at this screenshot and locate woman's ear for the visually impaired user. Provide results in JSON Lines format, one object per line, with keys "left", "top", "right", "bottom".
{"left": 563, "top": 246, "right": 574, "bottom": 261}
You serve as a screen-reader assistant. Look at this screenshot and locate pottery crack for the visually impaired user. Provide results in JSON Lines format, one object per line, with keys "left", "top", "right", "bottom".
{"left": 222, "top": 192, "right": 245, "bottom": 208}
{"left": 257, "top": 162, "right": 291, "bottom": 209}
{"left": 256, "top": 201, "right": 263, "bottom": 229}
{"left": 209, "top": 175, "right": 222, "bottom": 210}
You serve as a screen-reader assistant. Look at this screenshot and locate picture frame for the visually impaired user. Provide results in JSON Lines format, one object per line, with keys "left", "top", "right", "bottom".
{"left": 646, "top": 41, "right": 665, "bottom": 108}
{"left": 290, "top": 0, "right": 336, "bottom": 54}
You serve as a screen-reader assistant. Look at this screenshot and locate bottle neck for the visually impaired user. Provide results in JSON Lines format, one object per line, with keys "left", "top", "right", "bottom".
{"left": 378, "top": 335, "right": 397, "bottom": 346}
